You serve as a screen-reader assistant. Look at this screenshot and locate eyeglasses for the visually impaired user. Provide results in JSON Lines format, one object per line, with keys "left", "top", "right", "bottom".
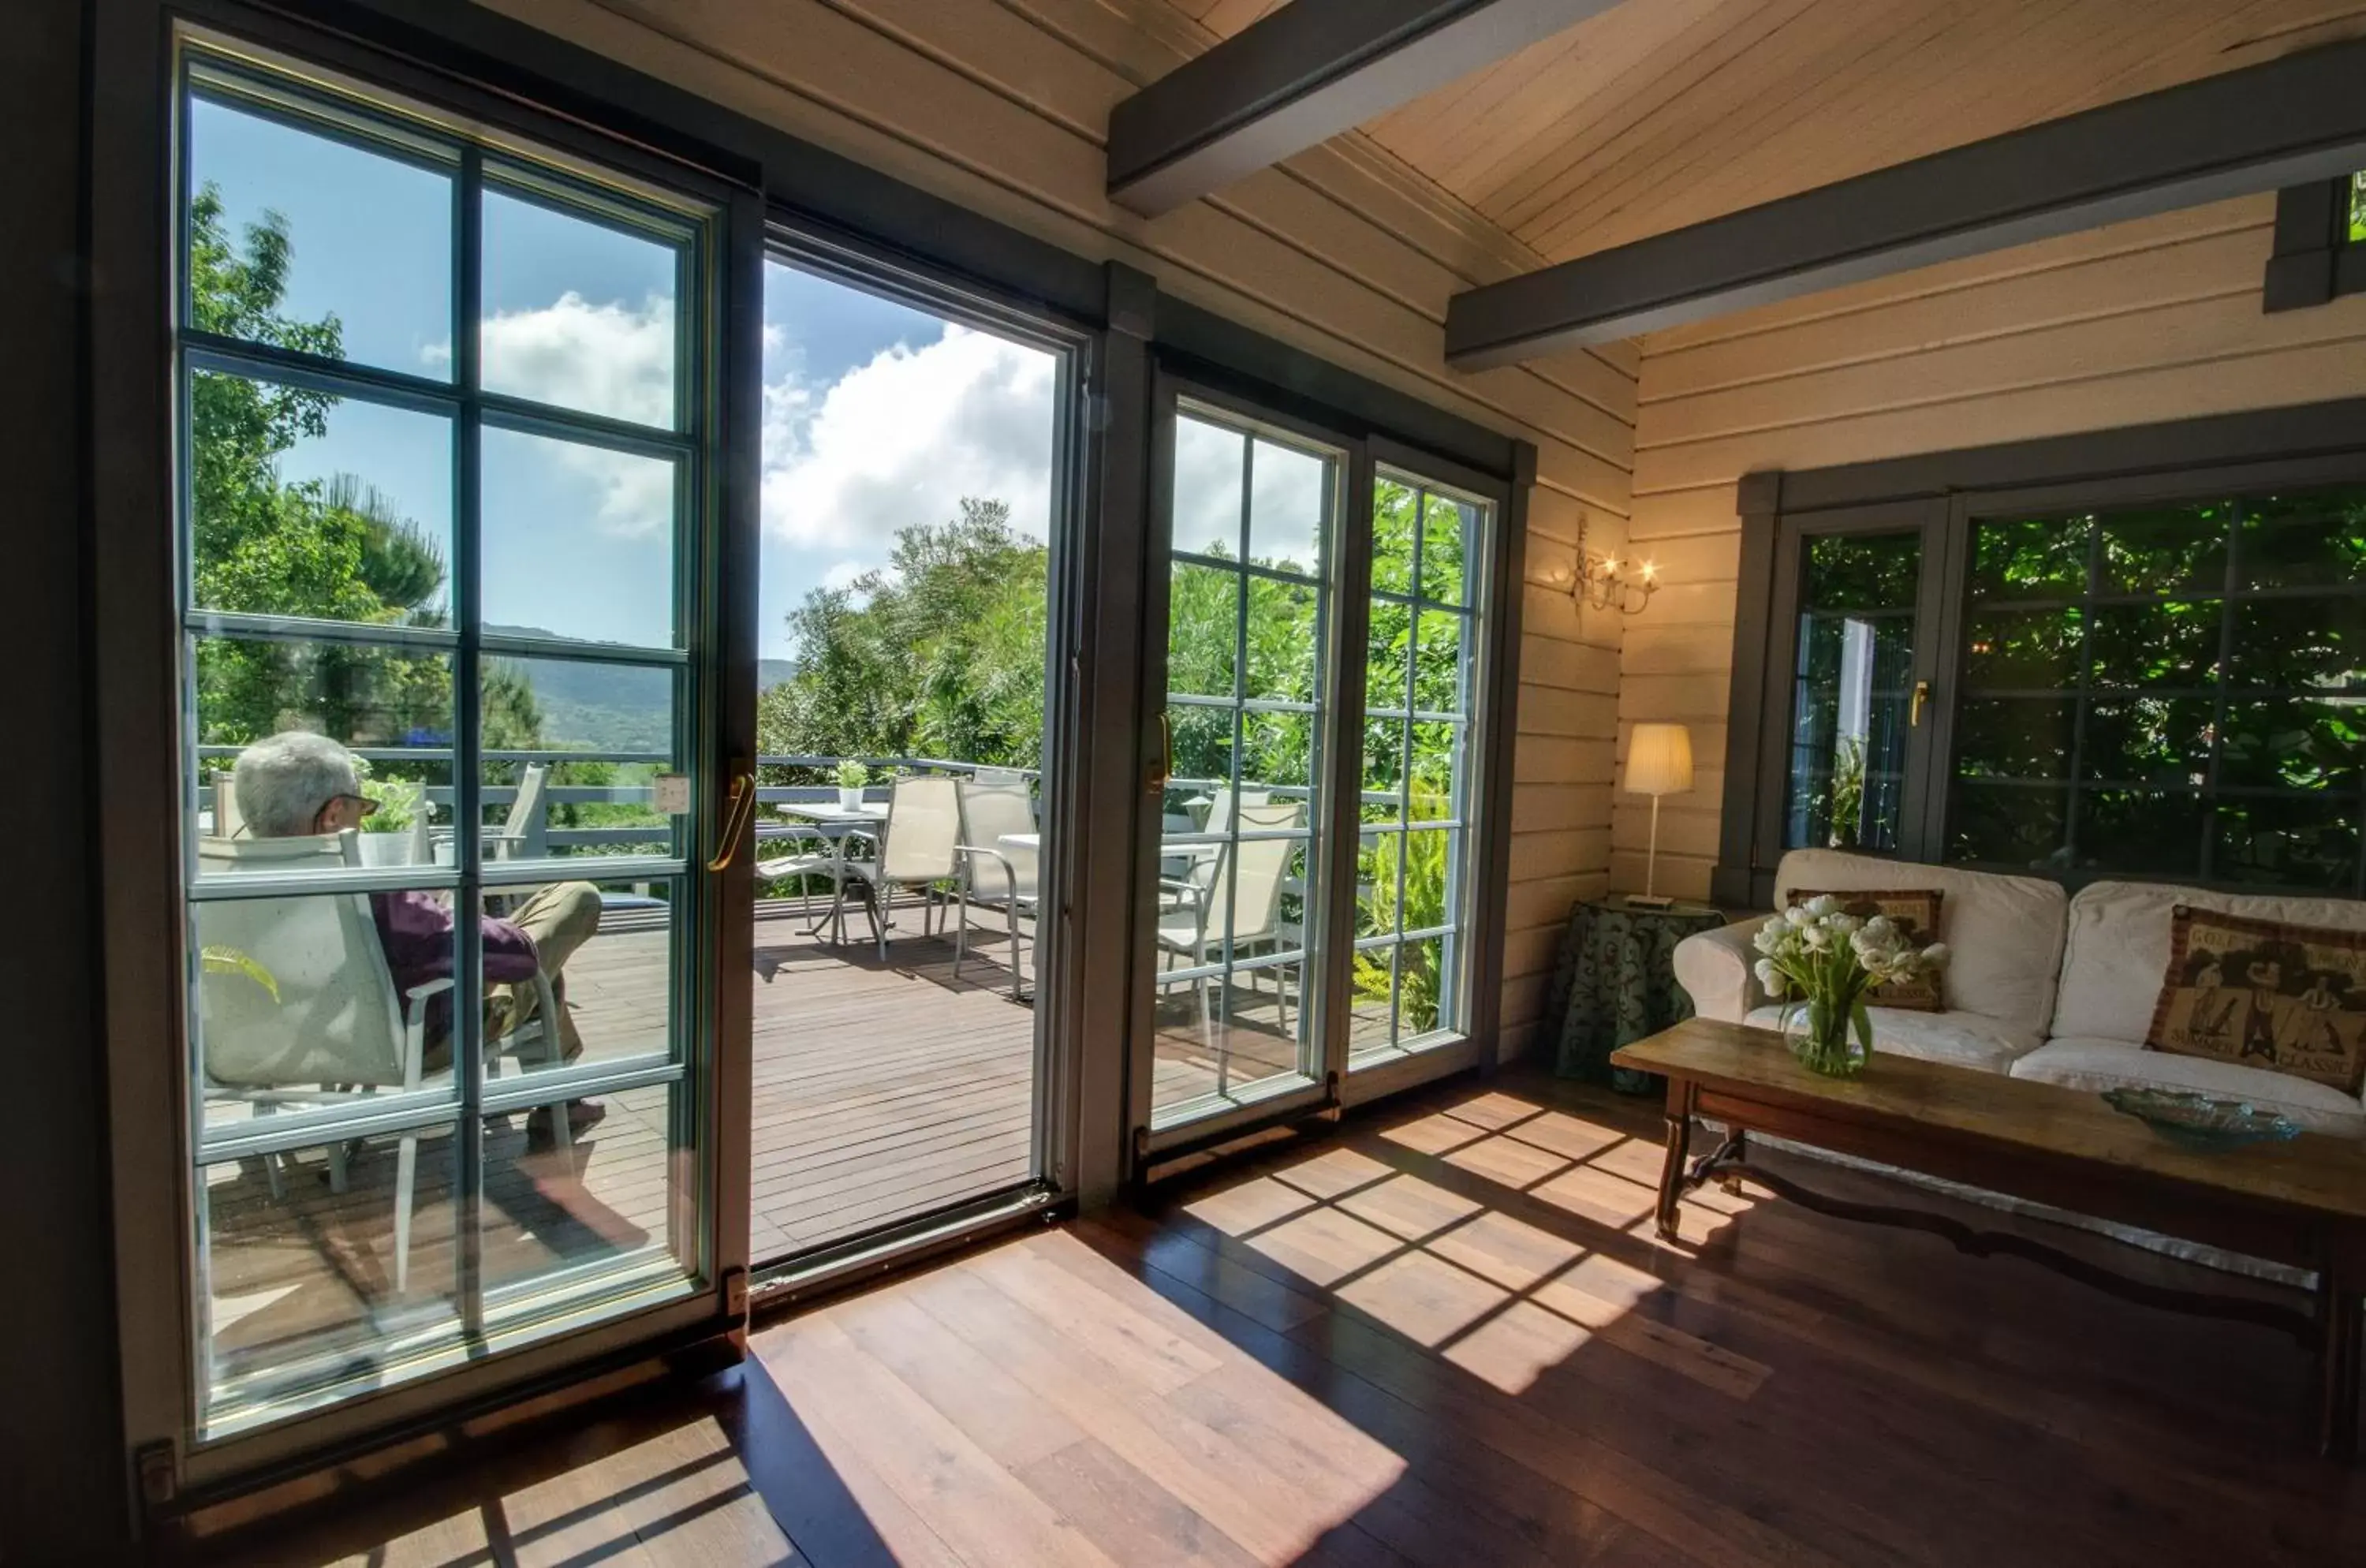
{"left": 319, "top": 793, "right": 380, "bottom": 819}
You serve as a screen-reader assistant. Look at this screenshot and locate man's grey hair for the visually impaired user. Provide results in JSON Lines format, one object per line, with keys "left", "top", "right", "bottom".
{"left": 234, "top": 731, "right": 362, "bottom": 838}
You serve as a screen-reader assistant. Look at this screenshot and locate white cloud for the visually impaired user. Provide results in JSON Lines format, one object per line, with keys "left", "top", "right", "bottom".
{"left": 466, "top": 293, "right": 679, "bottom": 539}
{"left": 479, "top": 292, "right": 676, "bottom": 427}
{"left": 762, "top": 324, "right": 1057, "bottom": 554}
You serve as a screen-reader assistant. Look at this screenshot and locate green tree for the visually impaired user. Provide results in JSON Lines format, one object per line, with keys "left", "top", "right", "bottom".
{"left": 187, "top": 183, "right": 540, "bottom": 777}
{"left": 759, "top": 498, "right": 1049, "bottom": 771}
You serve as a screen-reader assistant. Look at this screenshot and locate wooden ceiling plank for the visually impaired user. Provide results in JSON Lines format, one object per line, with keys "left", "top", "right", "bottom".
{"left": 1502, "top": 0, "right": 1919, "bottom": 248}
{"left": 1106, "top": 0, "right": 1636, "bottom": 215}
{"left": 1540, "top": 0, "right": 2101, "bottom": 261}
{"left": 1472, "top": 0, "right": 1823, "bottom": 233}
{"left": 1445, "top": 33, "right": 2366, "bottom": 364}
{"left": 1523, "top": 0, "right": 1960, "bottom": 259}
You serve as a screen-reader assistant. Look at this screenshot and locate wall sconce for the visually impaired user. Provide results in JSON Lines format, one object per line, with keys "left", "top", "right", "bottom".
{"left": 1573, "top": 551, "right": 1659, "bottom": 614}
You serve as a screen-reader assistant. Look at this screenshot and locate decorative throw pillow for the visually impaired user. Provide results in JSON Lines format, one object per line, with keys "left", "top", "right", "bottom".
{"left": 1780, "top": 887, "right": 1945, "bottom": 1011}
{"left": 2147, "top": 905, "right": 2366, "bottom": 1096}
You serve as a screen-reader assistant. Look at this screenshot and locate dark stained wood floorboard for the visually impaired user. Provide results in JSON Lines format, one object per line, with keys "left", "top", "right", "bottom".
{"left": 215, "top": 1071, "right": 2366, "bottom": 1568}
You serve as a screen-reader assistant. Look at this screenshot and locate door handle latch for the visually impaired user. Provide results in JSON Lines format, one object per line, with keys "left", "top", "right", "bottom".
{"left": 1909, "top": 681, "right": 1930, "bottom": 727}
{"left": 707, "top": 771, "right": 758, "bottom": 871}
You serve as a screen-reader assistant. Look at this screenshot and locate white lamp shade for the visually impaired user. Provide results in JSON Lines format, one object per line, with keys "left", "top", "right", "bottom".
{"left": 1625, "top": 722, "right": 1694, "bottom": 797}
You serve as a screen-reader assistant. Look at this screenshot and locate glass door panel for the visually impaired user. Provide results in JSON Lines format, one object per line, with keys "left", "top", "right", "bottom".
{"left": 1783, "top": 532, "right": 1921, "bottom": 853}
{"left": 175, "top": 47, "right": 719, "bottom": 1437}
{"left": 1148, "top": 401, "right": 1341, "bottom": 1127}
{"left": 745, "top": 253, "right": 1065, "bottom": 1266}
{"left": 1349, "top": 473, "right": 1489, "bottom": 1065}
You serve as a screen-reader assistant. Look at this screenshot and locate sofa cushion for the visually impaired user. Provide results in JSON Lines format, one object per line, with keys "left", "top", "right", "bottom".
{"left": 2148, "top": 905, "right": 2366, "bottom": 1095}
{"left": 1771, "top": 849, "right": 2068, "bottom": 1038}
{"left": 2056, "top": 882, "right": 2366, "bottom": 1048}
{"left": 2010, "top": 1037, "right": 2366, "bottom": 1137}
{"left": 1745, "top": 1003, "right": 2039, "bottom": 1075}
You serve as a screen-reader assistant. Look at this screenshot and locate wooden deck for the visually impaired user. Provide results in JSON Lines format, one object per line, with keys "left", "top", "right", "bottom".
{"left": 203, "top": 895, "right": 1332, "bottom": 1394}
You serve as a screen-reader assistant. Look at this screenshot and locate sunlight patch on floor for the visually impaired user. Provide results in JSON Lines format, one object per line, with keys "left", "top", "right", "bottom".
{"left": 757, "top": 1229, "right": 1408, "bottom": 1568}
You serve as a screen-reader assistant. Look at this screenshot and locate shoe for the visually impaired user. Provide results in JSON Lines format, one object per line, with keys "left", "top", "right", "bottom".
{"left": 526, "top": 1099, "right": 606, "bottom": 1149}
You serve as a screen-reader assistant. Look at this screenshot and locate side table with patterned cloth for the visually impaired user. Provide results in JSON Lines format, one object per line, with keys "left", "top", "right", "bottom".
{"left": 1549, "top": 894, "right": 1726, "bottom": 1092}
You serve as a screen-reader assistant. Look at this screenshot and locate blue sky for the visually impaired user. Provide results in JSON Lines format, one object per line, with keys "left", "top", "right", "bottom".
{"left": 192, "top": 95, "right": 1059, "bottom": 663}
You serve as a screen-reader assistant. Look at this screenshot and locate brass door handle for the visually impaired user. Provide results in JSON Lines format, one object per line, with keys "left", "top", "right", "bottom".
{"left": 1909, "top": 681, "right": 1930, "bottom": 727}
{"left": 1148, "top": 713, "right": 1172, "bottom": 795}
{"left": 706, "top": 771, "right": 758, "bottom": 871}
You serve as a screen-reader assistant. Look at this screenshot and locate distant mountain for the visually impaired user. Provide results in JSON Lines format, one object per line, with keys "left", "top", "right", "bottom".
{"left": 481, "top": 629, "right": 800, "bottom": 752}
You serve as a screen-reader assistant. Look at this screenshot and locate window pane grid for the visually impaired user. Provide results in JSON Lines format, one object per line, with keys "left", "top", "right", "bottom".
{"left": 1950, "top": 487, "right": 2366, "bottom": 893}
{"left": 1353, "top": 474, "right": 1483, "bottom": 1055}
{"left": 177, "top": 46, "right": 711, "bottom": 1431}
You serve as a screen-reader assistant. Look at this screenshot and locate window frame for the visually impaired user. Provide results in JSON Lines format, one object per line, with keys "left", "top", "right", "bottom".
{"left": 1717, "top": 405, "right": 2366, "bottom": 912}
{"left": 2263, "top": 174, "right": 2366, "bottom": 313}
{"left": 98, "top": 6, "right": 764, "bottom": 1500}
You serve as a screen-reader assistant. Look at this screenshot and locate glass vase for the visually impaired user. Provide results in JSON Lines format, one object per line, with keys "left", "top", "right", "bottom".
{"left": 1786, "top": 994, "right": 1869, "bottom": 1078}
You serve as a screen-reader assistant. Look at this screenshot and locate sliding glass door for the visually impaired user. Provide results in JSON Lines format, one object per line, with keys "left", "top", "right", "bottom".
{"left": 1133, "top": 384, "right": 1506, "bottom": 1150}
{"left": 169, "top": 36, "right": 737, "bottom": 1444}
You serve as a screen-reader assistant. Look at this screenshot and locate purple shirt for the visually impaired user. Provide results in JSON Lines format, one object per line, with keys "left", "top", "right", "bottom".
{"left": 371, "top": 890, "right": 540, "bottom": 1038}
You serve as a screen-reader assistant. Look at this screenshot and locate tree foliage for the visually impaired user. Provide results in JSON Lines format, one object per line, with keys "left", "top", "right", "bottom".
{"left": 759, "top": 498, "right": 1049, "bottom": 773}
{"left": 187, "top": 184, "right": 541, "bottom": 775}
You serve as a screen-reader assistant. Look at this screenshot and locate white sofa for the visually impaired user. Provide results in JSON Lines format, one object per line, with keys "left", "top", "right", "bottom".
{"left": 1673, "top": 848, "right": 2366, "bottom": 1137}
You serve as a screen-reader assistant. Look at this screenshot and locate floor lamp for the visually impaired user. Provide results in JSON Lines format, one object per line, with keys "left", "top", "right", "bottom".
{"left": 1625, "top": 722, "right": 1693, "bottom": 908}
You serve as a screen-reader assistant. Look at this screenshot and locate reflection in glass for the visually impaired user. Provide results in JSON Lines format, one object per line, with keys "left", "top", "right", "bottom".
{"left": 2215, "top": 797, "right": 2360, "bottom": 891}
{"left": 2237, "top": 488, "right": 2366, "bottom": 590}
{"left": 1948, "top": 781, "right": 2068, "bottom": 870}
{"left": 480, "top": 1094, "right": 675, "bottom": 1297}
{"left": 192, "top": 637, "right": 454, "bottom": 861}
{"left": 1951, "top": 487, "right": 2366, "bottom": 892}
{"left": 1350, "top": 471, "right": 1484, "bottom": 1059}
{"left": 189, "top": 374, "right": 454, "bottom": 625}
{"left": 1784, "top": 532, "right": 1916, "bottom": 853}
{"left": 482, "top": 427, "right": 677, "bottom": 648}
{"left": 188, "top": 92, "right": 453, "bottom": 378}
{"left": 477, "top": 656, "right": 678, "bottom": 864}
{"left": 481, "top": 187, "right": 680, "bottom": 428}
{"left": 200, "top": 1127, "right": 458, "bottom": 1408}
{"left": 1155, "top": 406, "right": 1338, "bottom": 1118}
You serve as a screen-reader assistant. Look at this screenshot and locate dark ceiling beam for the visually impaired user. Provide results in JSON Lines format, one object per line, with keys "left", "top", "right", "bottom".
{"left": 1445, "top": 36, "right": 2366, "bottom": 368}
{"left": 1108, "top": 0, "right": 1627, "bottom": 217}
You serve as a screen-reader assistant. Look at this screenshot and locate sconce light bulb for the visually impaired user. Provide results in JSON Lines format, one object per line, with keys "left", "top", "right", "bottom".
{"left": 1641, "top": 559, "right": 1658, "bottom": 580}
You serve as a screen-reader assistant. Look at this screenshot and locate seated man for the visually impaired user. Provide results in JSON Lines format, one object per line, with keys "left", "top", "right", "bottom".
{"left": 232, "top": 730, "right": 605, "bottom": 1141}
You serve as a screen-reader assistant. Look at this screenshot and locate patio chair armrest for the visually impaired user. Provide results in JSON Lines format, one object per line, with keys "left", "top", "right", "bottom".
{"left": 400, "top": 978, "right": 453, "bottom": 1090}
{"left": 842, "top": 827, "right": 882, "bottom": 853}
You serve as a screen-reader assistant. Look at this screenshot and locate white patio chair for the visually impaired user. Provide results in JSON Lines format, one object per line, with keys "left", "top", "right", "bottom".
{"left": 953, "top": 775, "right": 1038, "bottom": 999}
{"left": 830, "top": 775, "right": 961, "bottom": 960}
{"left": 756, "top": 817, "right": 842, "bottom": 919}
{"left": 197, "top": 833, "right": 567, "bottom": 1294}
{"left": 1157, "top": 801, "right": 1301, "bottom": 1070}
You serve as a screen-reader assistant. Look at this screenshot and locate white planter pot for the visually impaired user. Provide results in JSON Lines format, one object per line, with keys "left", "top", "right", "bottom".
{"left": 838, "top": 786, "right": 866, "bottom": 810}
{"left": 354, "top": 831, "right": 411, "bottom": 868}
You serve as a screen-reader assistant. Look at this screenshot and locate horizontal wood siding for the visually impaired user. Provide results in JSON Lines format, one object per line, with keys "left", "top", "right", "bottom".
{"left": 1617, "top": 194, "right": 2366, "bottom": 904}
{"left": 472, "top": 0, "right": 1633, "bottom": 1060}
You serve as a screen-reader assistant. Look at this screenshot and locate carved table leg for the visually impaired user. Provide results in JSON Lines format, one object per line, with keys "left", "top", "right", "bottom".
{"left": 2322, "top": 1256, "right": 2361, "bottom": 1460}
{"left": 1655, "top": 1077, "right": 1694, "bottom": 1242}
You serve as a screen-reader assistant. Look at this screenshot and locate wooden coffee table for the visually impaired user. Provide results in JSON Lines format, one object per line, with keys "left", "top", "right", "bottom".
{"left": 1612, "top": 1018, "right": 2366, "bottom": 1458}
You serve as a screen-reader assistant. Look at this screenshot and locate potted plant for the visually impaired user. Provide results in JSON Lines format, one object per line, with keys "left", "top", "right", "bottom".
{"left": 836, "top": 759, "right": 870, "bottom": 811}
{"left": 1752, "top": 895, "right": 1946, "bottom": 1077}
{"left": 353, "top": 760, "right": 427, "bottom": 867}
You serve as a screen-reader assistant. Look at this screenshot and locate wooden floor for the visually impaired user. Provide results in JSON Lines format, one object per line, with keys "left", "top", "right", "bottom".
{"left": 222, "top": 1072, "right": 2366, "bottom": 1568}
{"left": 206, "top": 897, "right": 1335, "bottom": 1390}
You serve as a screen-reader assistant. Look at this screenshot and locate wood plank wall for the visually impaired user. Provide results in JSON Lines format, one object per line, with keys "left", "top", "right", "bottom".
{"left": 1617, "top": 193, "right": 2366, "bottom": 905}
{"left": 473, "top": 0, "right": 1638, "bottom": 1060}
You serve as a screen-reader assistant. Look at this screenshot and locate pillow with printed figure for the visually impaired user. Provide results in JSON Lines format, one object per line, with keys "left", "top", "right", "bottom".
{"left": 1779, "top": 887, "right": 1946, "bottom": 1012}
{"left": 2148, "top": 905, "right": 2366, "bottom": 1096}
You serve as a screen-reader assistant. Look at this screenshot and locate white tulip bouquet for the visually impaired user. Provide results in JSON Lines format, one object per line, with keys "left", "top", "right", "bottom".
{"left": 1751, "top": 895, "right": 1948, "bottom": 1077}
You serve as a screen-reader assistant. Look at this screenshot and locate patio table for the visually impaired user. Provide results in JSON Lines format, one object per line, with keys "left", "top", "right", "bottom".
{"left": 773, "top": 802, "right": 891, "bottom": 937}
